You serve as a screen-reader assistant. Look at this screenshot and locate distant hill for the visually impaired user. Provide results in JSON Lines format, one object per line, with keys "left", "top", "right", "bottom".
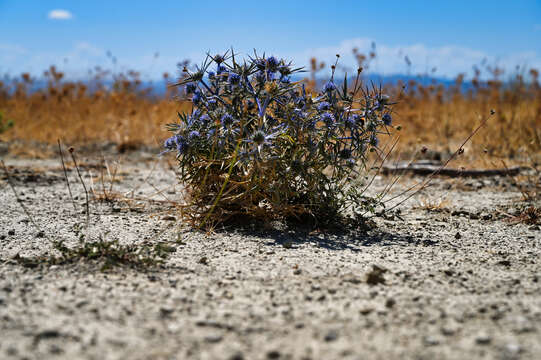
{"left": 5, "top": 72, "right": 475, "bottom": 97}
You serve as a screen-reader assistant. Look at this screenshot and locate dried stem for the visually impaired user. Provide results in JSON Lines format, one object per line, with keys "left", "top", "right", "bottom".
{"left": 57, "top": 140, "right": 77, "bottom": 212}
{"left": 380, "top": 111, "right": 495, "bottom": 214}
{"left": 68, "top": 148, "right": 90, "bottom": 228}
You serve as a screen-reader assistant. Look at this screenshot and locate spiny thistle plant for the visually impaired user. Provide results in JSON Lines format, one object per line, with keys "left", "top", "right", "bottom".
{"left": 163, "top": 50, "right": 395, "bottom": 228}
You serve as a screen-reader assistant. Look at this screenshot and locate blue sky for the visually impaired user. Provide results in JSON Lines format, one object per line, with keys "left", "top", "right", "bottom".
{"left": 1, "top": 0, "right": 540, "bottom": 79}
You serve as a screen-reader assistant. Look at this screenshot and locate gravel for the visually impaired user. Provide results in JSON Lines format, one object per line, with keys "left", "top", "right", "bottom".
{"left": 0, "top": 152, "right": 540, "bottom": 360}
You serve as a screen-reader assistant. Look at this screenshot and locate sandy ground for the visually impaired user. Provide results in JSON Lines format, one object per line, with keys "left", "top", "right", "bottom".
{"left": 0, "top": 151, "right": 540, "bottom": 360}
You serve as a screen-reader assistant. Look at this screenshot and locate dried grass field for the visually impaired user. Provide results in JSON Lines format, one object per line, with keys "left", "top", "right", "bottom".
{"left": 1, "top": 61, "right": 540, "bottom": 166}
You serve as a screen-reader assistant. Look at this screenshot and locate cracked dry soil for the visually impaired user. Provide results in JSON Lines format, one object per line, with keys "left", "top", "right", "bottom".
{"left": 0, "top": 153, "right": 540, "bottom": 360}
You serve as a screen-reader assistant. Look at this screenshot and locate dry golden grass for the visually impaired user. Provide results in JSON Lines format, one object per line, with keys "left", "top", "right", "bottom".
{"left": 0, "top": 66, "right": 192, "bottom": 152}
{"left": 1, "top": 62, "right": 540, "bottom": 168}
{"left": 389, "top": 75, "right": 541, "bottom": 166}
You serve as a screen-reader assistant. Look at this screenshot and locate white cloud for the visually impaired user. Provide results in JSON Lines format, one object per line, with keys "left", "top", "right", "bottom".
{"left": 48, "top": 9, "right": 73, "bottom": 20}
{"left": 285, "top": 38, "right": 541, "bottom": 79}
{"left": 0, "top": 42, "right": 107, "bottom": 78}
{"left": 73, "top": 42, "right": 103, "bottom": 57}
{"left": 0, "top": 44, "right": 29, "bottom": 73}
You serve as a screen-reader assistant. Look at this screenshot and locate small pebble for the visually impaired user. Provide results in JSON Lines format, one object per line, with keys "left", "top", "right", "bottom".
{"left": 266, "top": 350, "right": 281, "bottom": 359}
{"left": 75, "top": 300, "right": 89, "bottom": 308}
{"left": 204, "top": 334, "right": 223, "bottom": 343}
{"left": 229, "top": 352, "right": 244, "bottom": 360}
{"left": 475, "top": 334, "right": 491, "bottom": 345}
{"left": 324, "top": 330, "right": 339, "bottom": 342}
{"left": 423, "top": 336, "right": 440, "bottom": 346}
{"left": 503, "top": 343, "right": 522, "bottom": 357}
{"left": 6, "top": 347, "right": 17, "bottom": 356}
{"left": 159, "top": 307, "right": 174, "bottom": 318}
{"left": 360, "top": 307, "right": 374, "bottom": 315}
{"left": 481, "top": 212, "right": 492, "bottom": 220}
{"left": 441, "top": 325, "right": 457, "bottom": 336}
{"left": 49, "top": 344, "right": 63, "bottom": 354}
{"left": 443, "top": 269, "right": 455, "bottom": 276}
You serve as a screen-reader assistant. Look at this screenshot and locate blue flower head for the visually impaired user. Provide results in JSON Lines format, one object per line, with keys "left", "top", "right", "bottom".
{"left": 192, "top": 91, "right": 203, "bottom": 105}
{"left": 351, "top": 114, "right": 364, "bottom": 126}
{"left": 208, "top": 71, "right": 216, "bottom": 80}
{"left": 189, "top": 130, "right": 200, "bottom": 140}
{"left": 344, "top": 116, "right": 356, "bottom": 129}
{"left": 221, "top": 113, "right": 234, "bottom": 127}
{"left": 265, "top": 71, "right": 276, "bottom": 82}
{"left": 207, "top": 99, "right": 217, "bottom": 109}
{"left": 247, "top": 125, "right": 285, "bottom": 150}
{"left": 174, "top": 135, "right": 188, "bottom": 154}
{"left": 294, "top": 96, "right": 306, "bottom": 107}
{"left": 293, "top": 109, "right": 306, "bottom": 119}
{"left": 374, "top": 101, "right": 385, "bottom": 111}
{"left": 228, "top": 73, "right": 241, "bottom": 85}
{"left": 255, "top": 71, "right": 266, "bottom": 83}
{"left": 321, "top": 112, "right": 335, "bottom": 128}
{"left": 266, "top": 56, "right": 279, "bottom": 72}
{"left": 278, "top": 65, "right": 291, "bottom": 76}
{"left": 280, "top": 76, "right": 291, "bottom": 84}
{"left": 164, "top": 136, "right": 177, "bottom": 150}
{"left": 252, "top": 130, "right": 266, "bottom": 145}
{"left": 217, "top": 65, "right": 227, "bottom": 75}
{"left": 369, "top": 134, "right": 379, "bottom": 147}
{"left": 323, "top": 81, "right": 336, "bottom": 93}
{"left": 382, "top": 113, "right": 392, "bottom": 126}
{"left": 317, "top": 101, "right": 331, "bottom": 111}
{"left": 199, "top": 114, "right": 211, "bottom": 125}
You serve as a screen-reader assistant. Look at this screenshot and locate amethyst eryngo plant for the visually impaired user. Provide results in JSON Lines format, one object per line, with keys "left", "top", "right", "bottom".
{"left": 163, "top": 51, "right": 395, "bottom": 228}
